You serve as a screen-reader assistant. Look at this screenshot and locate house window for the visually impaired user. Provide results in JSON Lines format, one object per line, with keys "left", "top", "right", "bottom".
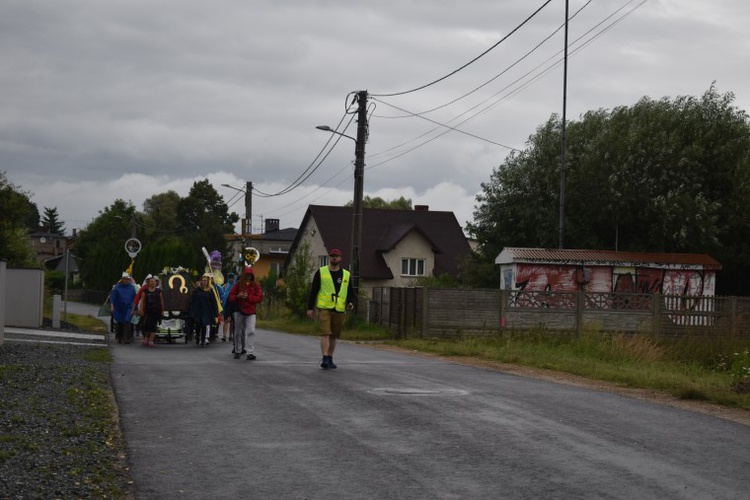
{"left": 401, "top": 258, "right": 425, "bottom": 277}
{"left": 270, "top": 246, "right": 289, "bottom": 254}
{"left": 319, "top": 255, "right": 328, "bottom": 267}
{"left": 270, "top": 262, "right": 281, "bottom": 275}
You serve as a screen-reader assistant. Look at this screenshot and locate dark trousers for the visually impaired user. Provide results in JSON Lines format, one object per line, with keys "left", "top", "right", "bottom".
{"left": 115, "top": 321, "right": 133, "bottom": 343}
{"left": 195, "top": 324, "right": 209, "bottom": 345}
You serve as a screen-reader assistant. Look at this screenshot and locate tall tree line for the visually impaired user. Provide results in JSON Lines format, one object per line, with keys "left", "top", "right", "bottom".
{"left": 467, "top": 85, "right": 750, "bottom": 295}
{"left": 75, "top": 180, "right": 239, "bottom": 290}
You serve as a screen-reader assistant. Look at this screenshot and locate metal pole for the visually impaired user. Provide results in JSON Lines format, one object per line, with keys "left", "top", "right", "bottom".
{"left": 558, "top": 0, "right": 569, "bottom": 249}
{"left": 351, "top": 90, "right": 368, "bottom": 315}
{"left": 63, "top": 248, "right": 69, "bottom": 323}
{"left": 245, "top": 181, "right": 252, "bottom": 236}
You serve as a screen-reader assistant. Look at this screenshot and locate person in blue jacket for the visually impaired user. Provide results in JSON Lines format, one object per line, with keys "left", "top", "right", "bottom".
{"left": 110, "top": 272, "right": 137, "bottom": 344}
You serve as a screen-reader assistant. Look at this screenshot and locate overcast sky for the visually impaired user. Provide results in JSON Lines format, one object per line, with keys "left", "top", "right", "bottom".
{"left": 3, "top": 0, "right": 749, "bottom": 236}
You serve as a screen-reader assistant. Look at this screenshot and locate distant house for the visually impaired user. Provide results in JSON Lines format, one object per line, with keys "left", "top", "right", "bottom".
{"left": 287, "top": 205, "right": 472, "bottom": 299}
{"left": 495, "top": 247, "right": 722, "bottom": 297}
{"left": 225, "top": 218, "right": 297, "bottom": 279}
{"left": 29, "top": 230, "right": 68, "bottom": 264}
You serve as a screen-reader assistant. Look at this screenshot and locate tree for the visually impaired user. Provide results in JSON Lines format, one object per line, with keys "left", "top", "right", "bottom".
{"left": 467, "top": 85, "right": 750, "bottom": 294}
{"left": 283, "top": 240, "right": 315, "bottom": 318}
{"left": 0, "top": 172, "right": 40, "bottom": 266}
{"left": 176, "top": 180, "right": 239, "bottom": 271}
{"left": 346, "top": 196, "right": 412, "bottom": 210}
{"left": 74, "top": 200, "right": 137, "bottom": 290}
{"left": 142, "top": 191, "right": 180, "bottom": 236}
{"left": 41, "top": 206, "right": 66, "bottom": 235}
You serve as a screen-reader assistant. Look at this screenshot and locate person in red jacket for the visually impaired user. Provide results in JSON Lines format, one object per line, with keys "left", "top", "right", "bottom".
{"left": 229, "top": 267, "right": 263, "bottom": 360}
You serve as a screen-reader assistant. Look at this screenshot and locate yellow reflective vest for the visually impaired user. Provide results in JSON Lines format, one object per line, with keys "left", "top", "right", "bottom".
{"left": 316, "top": 266, "right": 350, "bottom": 312}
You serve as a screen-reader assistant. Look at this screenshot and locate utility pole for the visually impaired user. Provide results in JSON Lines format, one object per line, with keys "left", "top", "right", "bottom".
{"left": 351, "top": 90, "right": 368, "bottom": 315}
{"left": 245, "top": 181, "right": 253, "bottom": 237}
{"left": 558, "top": 0, "right": 569, "bottom": 249}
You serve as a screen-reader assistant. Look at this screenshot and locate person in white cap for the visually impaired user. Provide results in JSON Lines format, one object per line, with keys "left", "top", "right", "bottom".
{"left": 110, "top": 272, "right": 137, "bottom": 343}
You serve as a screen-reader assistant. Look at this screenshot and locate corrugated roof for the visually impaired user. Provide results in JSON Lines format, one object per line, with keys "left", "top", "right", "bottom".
{"left": 495, "top": 247, "right": 722, "bottom": 270}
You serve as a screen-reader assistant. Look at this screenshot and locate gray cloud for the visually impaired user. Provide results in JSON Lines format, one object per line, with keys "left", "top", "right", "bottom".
{"left": 3, "top": 0, "right": 749, "bottom": 234}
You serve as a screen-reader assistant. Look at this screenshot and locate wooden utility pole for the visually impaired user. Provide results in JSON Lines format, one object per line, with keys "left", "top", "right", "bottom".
{"left": 351, "top": 90, "right": 368, "bottom": 315}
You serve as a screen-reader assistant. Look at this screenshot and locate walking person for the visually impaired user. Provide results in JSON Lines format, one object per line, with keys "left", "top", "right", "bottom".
{"left": 188, "top": 273, "right": 220, "bottom": 347}
{"left": 306, "top": 248, "right": 356, "bottom": 370}
{"left": 229, "top": 267, "right": 263, "bottom": 360}
{"left": 110, "top": 272, "right": 137, "bottom": 344}
{"left": 138, "top": 275, "right": 164, "bottom": 347}
{"left": 220, "top": 272, "right": 236, "bottom": 342}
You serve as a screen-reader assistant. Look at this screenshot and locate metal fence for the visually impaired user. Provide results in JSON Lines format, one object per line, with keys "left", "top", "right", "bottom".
{"left": 370, "top": 287, "right": 750, "bottom": 339}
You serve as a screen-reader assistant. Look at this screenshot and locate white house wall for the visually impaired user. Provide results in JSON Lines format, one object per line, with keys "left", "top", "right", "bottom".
{"left": 380, "top": 231, "right": 435, "bottom": 289}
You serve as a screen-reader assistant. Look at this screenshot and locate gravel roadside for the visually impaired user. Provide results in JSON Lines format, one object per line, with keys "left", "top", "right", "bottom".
{"left": 0, "top": 340, "right": 134, "bottom": 499}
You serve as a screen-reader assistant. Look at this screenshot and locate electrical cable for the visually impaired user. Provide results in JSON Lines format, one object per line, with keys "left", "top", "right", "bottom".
{"left": 371, "top": 0, "right": 554, "bottom": 98}
{"left": 374, "top": 0, "right": 594, "bottom": 120}
{"left": 366, "top": 0, "right": 645, "bottom": 168}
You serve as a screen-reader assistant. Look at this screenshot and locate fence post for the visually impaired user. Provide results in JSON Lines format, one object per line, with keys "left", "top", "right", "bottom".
{"left": 652, "top": 293, "right": 661, "bottom": 336}
{"left": 421, "top": 287, "right": 429, "bottom": 338}
{"left": 398, "top": 288, "right": 406, "bottom": 338}
{"left": 576, "top": 291, "right": 584, "bottom": 334}
{"left": 729, "top": 296, "right": 737, "bottom": 341}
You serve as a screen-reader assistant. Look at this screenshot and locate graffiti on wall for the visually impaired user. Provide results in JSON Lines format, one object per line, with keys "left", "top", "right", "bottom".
{"left": 513, "top": 264, "right": 714, "bottom": 296}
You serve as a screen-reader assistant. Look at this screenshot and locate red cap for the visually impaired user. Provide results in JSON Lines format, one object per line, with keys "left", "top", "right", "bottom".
{"left": 243, "top": 267, "right": 254, "bottom": 275}
{"left": 329, "top": 248, "right": 342, "bottom": 256}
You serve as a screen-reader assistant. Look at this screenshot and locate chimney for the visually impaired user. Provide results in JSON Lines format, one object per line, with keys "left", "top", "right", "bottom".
{"left": 265, "top": 218, "right": 280, "bottom": 233}
{"left": 414, "top": 205, "right": 429, "bottom": 211}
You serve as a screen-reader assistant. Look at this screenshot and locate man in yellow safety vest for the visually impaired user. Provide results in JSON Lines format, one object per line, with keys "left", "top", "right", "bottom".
{"left": 306, "top": 248, "right": 356, "bottom": 369}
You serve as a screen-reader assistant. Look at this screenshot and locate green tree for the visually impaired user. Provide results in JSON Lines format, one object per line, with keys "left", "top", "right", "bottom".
{"left": 41, "top": 206, "right": 66, "bottom": 235}
{"left": 283, "top": 240, "right": 315, "bottom": 318}
{"left": 0, "top": 172, "right": 40, "bottom": 266}
{"left": 346, "top": 196, "right": 413, "bottom": 209}
{"left": 142, "top": 191, "right": 180, "bottom": 237}
{"left": 176, "top": 180, "right": 239, "bottom": 271}
{"left": 74, "top": 200, "right": 137, "bottom": 290}
{"left": 467, "top": 85, "right": 750, "bottom": 294}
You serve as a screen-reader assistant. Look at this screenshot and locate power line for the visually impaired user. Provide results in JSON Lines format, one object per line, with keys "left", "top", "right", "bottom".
{"left": 371, "top": 0, "right": 555, "bottom": 98}
{"left": 252, "top": 111, "right": 356, "bottom": 198}
{"left": 374, "top": 0, "right": 594, "bottom": 120}
{"left": 366, "top": 0, "right": 645, "bottom": 169}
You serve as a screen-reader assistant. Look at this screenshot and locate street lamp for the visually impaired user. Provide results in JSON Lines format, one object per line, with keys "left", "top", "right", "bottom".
{"left": 222, "top": 182, "right": 252, "bottom": 236}
{"left": 315, "top": 125, "right": 356, "bottom": 143}
{"left": 316, "top": 91, "right": 368, "bottom": 316}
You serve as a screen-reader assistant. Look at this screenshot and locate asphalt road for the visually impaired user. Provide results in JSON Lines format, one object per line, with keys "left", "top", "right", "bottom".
{"left": 109, "top": 326, "right": 750, "bottom": 500}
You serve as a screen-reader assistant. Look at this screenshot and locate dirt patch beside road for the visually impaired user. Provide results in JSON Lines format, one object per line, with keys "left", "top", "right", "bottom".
{"left": 362, "top": 343, "right": 750, "bottom": 427}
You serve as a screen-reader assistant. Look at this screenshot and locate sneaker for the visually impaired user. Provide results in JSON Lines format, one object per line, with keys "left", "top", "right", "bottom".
{"left": 222, "top": 337, "right": 227, "bottom": 342}
{"left": 320, "top": 357, "right": 330, "bottom": 370}
{"left": 148, "top": 342, "right": 155, "bottom": 347}
{"left": 247, "top": 354, "right": 256, "bottom": 360}
{"left": 234, "top": 353, "right": 241, "bottom": 359}
{"left": 328, "top": 357, "right": 337, "bottom": 369}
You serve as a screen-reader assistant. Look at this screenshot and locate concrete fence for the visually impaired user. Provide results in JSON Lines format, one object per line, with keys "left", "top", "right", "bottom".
{"left": 370, "top": 287, "right": 750, "bottom": 339}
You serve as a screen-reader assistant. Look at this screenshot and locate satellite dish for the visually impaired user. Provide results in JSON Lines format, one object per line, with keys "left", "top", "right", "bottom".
{"left": 39, "top": 237, "right": 46, "bottom": 243}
